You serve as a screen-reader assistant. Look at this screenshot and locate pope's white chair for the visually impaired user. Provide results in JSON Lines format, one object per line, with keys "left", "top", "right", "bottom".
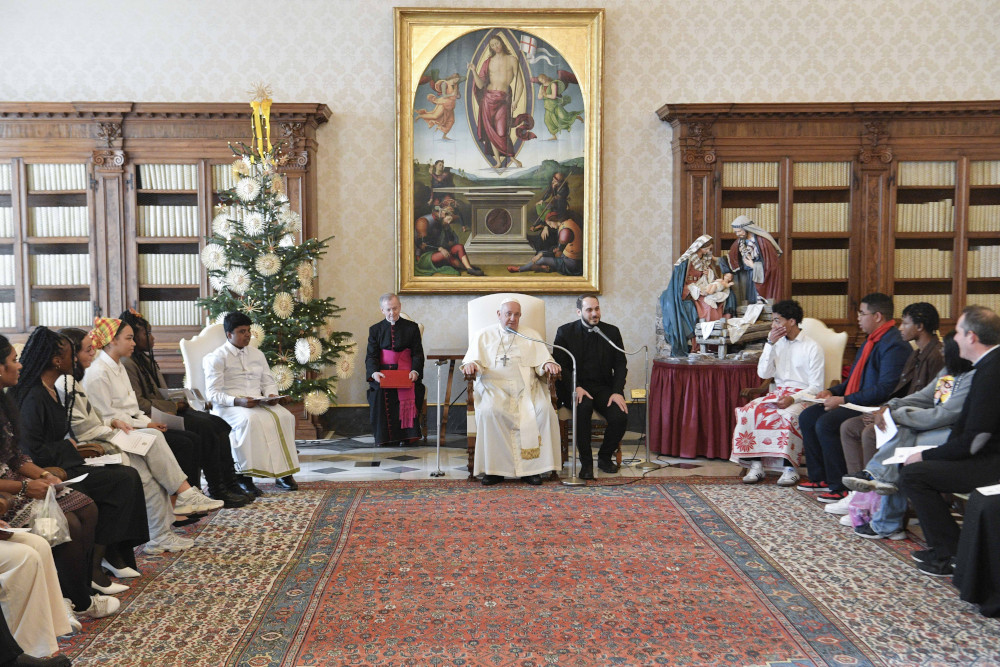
{"left": 179, "top": 322, "right": 259, "bottom": 410}
{"left": 462, "top": 293, "right": 564, "bottom": 479}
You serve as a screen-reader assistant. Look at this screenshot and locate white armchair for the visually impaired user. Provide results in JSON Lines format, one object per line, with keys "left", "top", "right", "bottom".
{"left": 179, "top": 322, "right": 259, "bottom": 409}
{"left": 800, "top": 317, "right": 848, "bottom": 388}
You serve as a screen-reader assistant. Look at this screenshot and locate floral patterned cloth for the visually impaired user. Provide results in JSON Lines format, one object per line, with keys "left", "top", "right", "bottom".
{"left": 730, "top": 386, "right": 807, "bottom": 470}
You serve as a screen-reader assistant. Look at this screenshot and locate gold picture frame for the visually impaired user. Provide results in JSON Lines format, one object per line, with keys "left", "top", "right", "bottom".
{"left": 395, "top": 7, "right": 604, "bottom": 294}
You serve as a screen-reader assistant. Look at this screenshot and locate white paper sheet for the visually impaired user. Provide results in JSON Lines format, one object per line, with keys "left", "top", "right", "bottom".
{"left": 976, "top": 482, "right": 1000, "bottom": 496}
{"left": 0, "top": 527, "right": 31, "bottom": 533}
{"left": 110, "top": 430, "right": 155, "bottom": 456}
{"left": 881, "top": 446, "right": 935, "bottom": 465}
{"left": 84, "top": 454, "right": 123, "bottom": 466}
{"left": 842, "top": 403, "right": 880, "bottom": 413}
{"left": 152, "top": 406, "right": 186, "bottom": 431}
{"left": 875, "top": 410, "right": 898, "bottom": 449}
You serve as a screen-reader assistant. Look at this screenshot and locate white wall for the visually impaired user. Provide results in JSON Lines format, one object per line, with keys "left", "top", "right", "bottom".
{"left": 3, "top": 0, "right": 997, "bottom": 404}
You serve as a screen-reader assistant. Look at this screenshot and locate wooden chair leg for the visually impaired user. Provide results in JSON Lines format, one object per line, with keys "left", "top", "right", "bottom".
{"left": 466, "top": 376, "right": 476, "bottom": 480}
{"left": 616, "top": 443, "right": 622, "bottom": 467}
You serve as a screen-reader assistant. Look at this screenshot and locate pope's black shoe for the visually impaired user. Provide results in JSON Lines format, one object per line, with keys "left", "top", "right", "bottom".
{"left": 481, "top": 474, "right": 503, "bottom": 486}
{"left": 275, "top": 475, "right": 298, "bottom": 491}
{"left": 523, "top": 474, "right": 543, "bottom": 486}
{"left": 597, "top": 459, "right": 620, "bottom": 474}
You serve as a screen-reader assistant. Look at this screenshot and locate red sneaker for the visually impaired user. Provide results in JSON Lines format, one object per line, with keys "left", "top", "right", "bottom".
{"left": 817, "top": 490, "right": 849, "bottom": 503}
{"left": 796, "top": 480, "right": 828, "bottom": 492}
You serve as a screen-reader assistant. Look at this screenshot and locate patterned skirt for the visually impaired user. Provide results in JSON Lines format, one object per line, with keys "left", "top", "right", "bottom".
{"left": 730, "top": 387, "right": 807, "bottom": 469}
{"left": 5, "top": 477, "right": 94, "bottom": 528}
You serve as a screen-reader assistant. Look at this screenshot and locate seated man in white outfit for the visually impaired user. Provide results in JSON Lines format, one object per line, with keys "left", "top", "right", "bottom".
{"left": 730, "top": 300, "right": 825, "bottom": 486}
{"left": 203, "top": 313, "right": 300, "bottom": 491}
{"left": 461, "top": 298, "right": 561, "bottom": 486}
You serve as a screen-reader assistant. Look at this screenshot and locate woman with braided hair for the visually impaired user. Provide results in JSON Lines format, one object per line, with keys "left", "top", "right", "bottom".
{"left": 117, "top": 311, "right": 251, "bottom": 505}
{"left": 12, "top": 326, "right": 148, "bottom": 597}
{"left": 59, "top": 328, "right": 218, "bottom": 555}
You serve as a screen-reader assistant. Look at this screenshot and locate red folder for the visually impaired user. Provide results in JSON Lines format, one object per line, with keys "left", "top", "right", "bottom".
{"left": 380, "top": 369, "right": 413, "bottom": 389}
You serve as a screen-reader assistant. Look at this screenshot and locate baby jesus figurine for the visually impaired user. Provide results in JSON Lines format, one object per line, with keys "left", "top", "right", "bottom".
{"left": 687, "top": 271, "right": 734, "bottom": 318}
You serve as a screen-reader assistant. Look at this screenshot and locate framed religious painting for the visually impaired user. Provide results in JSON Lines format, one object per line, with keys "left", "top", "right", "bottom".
{"left": 395, "top": 8, "right": 604, "bottom": 293}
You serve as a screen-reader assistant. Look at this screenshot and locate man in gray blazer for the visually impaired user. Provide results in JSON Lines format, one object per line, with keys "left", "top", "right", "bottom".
{"left": 842, "top": 331, "right": 974, "bottom": 539}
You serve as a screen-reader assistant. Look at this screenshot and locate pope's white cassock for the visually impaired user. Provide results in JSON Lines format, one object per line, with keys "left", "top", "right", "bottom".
{"left": 203, "top": 341, "right": 300, "bottom": 478}
{"left": 463, "top": 324, "right": 561, "bottom": 477}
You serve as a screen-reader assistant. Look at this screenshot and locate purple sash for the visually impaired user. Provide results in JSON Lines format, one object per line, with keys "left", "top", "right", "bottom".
{"left": 381, "top": 348, "right": 415, "bottom": 428}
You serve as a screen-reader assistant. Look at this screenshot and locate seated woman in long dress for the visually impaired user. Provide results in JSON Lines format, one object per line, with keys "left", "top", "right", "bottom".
{"left": 13, "top": 327, "right": 149, "bottom": 596}
{"left": 0, "top": 334, "right": 118, "bottom": 621}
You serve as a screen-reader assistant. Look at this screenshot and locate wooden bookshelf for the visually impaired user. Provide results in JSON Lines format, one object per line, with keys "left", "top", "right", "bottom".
{"left": 0, "top": 102, "right": 331, "bottom": 374}
{"left": 658, "top": 101, "right": 1000, "bottom": 343}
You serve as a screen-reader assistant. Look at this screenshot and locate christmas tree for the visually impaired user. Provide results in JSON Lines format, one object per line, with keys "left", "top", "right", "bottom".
{"left": 197, "top": 85, "right": 353, "bottom": 416}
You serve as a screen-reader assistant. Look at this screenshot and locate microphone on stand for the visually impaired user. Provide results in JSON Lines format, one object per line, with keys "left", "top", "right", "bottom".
{"left": 583, "top": 322, "right": 661, "bottom": 471}
{"left": 503, "top": 326, "right": 585, "bottom": 486}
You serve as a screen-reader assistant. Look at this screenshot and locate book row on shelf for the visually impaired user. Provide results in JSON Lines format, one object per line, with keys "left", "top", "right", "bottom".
{"left": 211, "top": 165, "right": 238, "bottom": 193}
{"left": 0, "top": 303, "right": 13, "bottom": 329}
{"left": 30, "top": 254, "right": 90, "bottom": 286}
{"left": 791, "top": 249, "right": 850, "bottom": 280}
{"left": 138, "top": 254, "right": 200, "bottom": 286}
{"left": 792, "top": 202, "right": 850, "bottom": 233}
{"left": 28, "top": 207, "right": 89, "bottom": 237}
{"left": 137, "top": 300, "right": 203, "bottom": 327}
{"left": 0, "top": 165, "right": 10, "bottom": 191}
{"left": 137, "top": 205, "right": 200, "bottom": 237}
{"left": 968, "top": 245, "right": 1000, "bottom": 278}
{"left": 721, "top": 162, "right": 779, "bottom": 188}
{"left": 894, "top": 249, "right": 953, "bottom": 279}
{"left": 897, "top": 161, "right": 956, "bottom": 187}
{"left": 26, "top": 163, "right": 87, "bottom": 192}
{"left": 969, "top": 205, "right": 1000, "bottom": 232}
{"left": 137, "top": 164, "right": 199, "bottom": 191}
{"left": 791, "top": 162, "right": 852, "bottom": 188}
{"left": 794, "top": 294, "right": 848, "bottom": 322}
{"left": 31, "top": 301, "right": 91, "bottom": 328}
{"left": 896, "top": 294, "right": 952, "bottom": 318}
{"left": 970, "top": 160, "right": 1000, "bottom": 186}
{"left": 0, "top": 209, "right": 11, "bottom": 237}
{"left": 721, "top": 205, "right": 779, "bottom": 232}
{"left": 0, "top": 256, "right": 12, "bottom": 286}
{"left": 895, "top": 200, "right": 954, "bottom": 233}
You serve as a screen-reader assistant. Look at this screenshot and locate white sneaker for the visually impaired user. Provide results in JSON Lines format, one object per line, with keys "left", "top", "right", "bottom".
{"left": 62, "top": 598, "right": 83, "bottom": 633}
{"left": 839, "top": 513, "right": 853, "bottom": 527}
{"left": 742, "top": 461, "right": 765, "bottom": 484}
{"left": 79, "top": 594, "right": 120, "bottom": 619}
{"left": 144, "top": 532, "right": 195, "bottom": 555}
{"left": 824, "top": 490, "right": 855, "bottom": 515}
{"left": 776, "top": 467, "right": 800, "bottom": 487}
{"left": 174, "top": 486, "right": 224, "bottom": 514}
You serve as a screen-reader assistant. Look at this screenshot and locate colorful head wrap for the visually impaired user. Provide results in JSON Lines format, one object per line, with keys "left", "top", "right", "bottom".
{"left": 90, "top": 317, "right": 122, "bottom": 350}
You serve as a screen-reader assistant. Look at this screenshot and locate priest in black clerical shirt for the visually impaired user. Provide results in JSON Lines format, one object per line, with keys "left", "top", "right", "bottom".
{"left": 552, "top": 295, "right": 629, "bottom": 479}
{"left": 365, "top": 293, "right": 425, "bottom": 446}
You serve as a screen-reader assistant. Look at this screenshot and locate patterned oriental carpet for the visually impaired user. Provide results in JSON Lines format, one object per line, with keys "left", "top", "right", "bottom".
{"left": 60, "top": 479, "right": 1000, "bottom": 666}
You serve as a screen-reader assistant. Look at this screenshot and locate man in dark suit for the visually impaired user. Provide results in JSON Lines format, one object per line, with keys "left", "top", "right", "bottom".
{"left": 366, "top": 293, "right": 425, "bottom": 446}
{"left": 553, "top": 295, "right": 629, "bottom": 479}
{"left": 797, "top": 292, "right": 912, "bottom": 503}
{"left": 901, "top": 305, "right": 1000, "bottom": 577}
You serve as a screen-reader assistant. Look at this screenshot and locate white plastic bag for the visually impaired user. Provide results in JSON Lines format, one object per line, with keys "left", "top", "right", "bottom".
{"left": 30, "top": 485, "right": 71, "bottom": 546}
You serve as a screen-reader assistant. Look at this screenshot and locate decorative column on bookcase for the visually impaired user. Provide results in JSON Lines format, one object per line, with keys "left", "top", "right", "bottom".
{"left": 92, "top": 120, "right": 127, "bottom": 321}
{"left": 857, "top": 120, "right": 894, "bottom": 300}
{"left": 673, "top": 120, "right": 716, "bottom": 252}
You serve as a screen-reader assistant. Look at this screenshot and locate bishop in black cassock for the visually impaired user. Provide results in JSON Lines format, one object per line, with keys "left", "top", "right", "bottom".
{"left": 366, "top": 303, "right": 425, "bottom": 446}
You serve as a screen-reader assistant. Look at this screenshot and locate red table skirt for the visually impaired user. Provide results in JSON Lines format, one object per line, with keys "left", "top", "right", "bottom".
{"left": 649, "top": 359, "right": 760, "bottom": 460}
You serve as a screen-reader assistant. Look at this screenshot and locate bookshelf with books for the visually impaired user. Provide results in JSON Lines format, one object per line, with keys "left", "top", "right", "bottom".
{"left": 659, "top": 101, "right": 1000, "bottom": 350}
{"left": 0, "top": 102, "right": 330, "bottom": 379}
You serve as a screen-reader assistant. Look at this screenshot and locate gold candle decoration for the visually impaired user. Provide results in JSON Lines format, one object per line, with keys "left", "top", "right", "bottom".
{"left": 260, "top": 98, "right": 273, "bottom": 153}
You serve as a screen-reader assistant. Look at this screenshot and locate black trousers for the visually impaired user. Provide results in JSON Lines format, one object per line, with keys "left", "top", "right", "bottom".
{"left": 66, "top": 463, "right": 148, "bottom": 566}
{"left": 799, "top": 404, "right": 854, "bottom": 491}
{"left": 573, "top": 386, "right": 628, "bottom": 467}
{"left": 901, "top": 452, "right": 1000, "bottom": 560}
{"left": 162, "top": 428, "right": 202, "bottom": 489}
{"left": 182, "top": 408, "right": 237, "bottom": 488}
{"left": 955, "top": 490, "right": 1000, "bottom": 617}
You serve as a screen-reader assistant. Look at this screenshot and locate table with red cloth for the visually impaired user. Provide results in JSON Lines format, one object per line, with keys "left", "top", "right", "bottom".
{"left": 649, "top": 357, "right": 759, "bottom": 460}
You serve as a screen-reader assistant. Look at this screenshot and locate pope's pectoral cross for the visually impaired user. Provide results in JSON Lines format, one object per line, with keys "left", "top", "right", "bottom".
{"left": 499, "top": 353, "right": 510, "bottom": 367}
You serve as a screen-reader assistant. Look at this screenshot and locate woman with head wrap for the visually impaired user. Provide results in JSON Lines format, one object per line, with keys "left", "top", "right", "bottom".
{"left": 10, "top": 327, "right": 147, "bottom": 606}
